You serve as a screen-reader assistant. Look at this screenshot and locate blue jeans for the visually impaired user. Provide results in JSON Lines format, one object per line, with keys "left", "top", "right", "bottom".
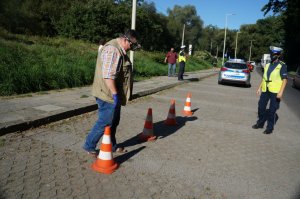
{"left": 168, "top": 63, "right": 176, "bottom": 76}
{"left": 83, "top": 98, "right": 121, "bottom": 152}
{"left": 257, "top": 91, "right": 280, "bottom": 130}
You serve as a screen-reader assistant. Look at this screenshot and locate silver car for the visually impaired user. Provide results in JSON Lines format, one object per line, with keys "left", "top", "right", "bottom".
{"left": 292, "top": 66, "right": 300, "bottom": 89}
{"left": 218, "top": 59, "right": 251, "bottom": 87}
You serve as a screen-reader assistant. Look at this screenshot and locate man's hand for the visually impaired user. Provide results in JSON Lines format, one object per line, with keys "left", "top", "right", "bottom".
{"left": 256, "top": 88, "right": 261, "bottom": 96}
{"left": 113, "top": 94, "right": 119, "bottom": 108}
{"left": 276, "top": 92, "right": 283, "bottom": 99}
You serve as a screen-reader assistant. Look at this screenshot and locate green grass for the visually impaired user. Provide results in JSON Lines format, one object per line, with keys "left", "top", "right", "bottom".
{"left": 0, "top": 29, "right": 96, "bottom": 96}
{"left": 0, "top": 29, "right": 216, "bottom": 96}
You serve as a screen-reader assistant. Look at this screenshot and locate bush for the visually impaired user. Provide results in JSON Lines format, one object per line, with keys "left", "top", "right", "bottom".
{"left": 0, "top": 30, "right": 215, "bottom": 96}
{"left": 0, "top": 30, "right": 96, "bottom": 95}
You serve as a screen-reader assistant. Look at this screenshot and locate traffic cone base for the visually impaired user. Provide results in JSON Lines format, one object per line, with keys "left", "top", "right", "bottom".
{"left": 164, "top": 119, "right": 177, "bottom": 125}
{"left": 182, "top": 110, "right": 193, "bottom": 116}
{"left": 91, "top": 126, "right": 118, "bottom": 174}
{"left": 91, "top": 159, "right": 118, "bottom": 174}
{"left": 138, "top": 133, "right": 157, "bottom": 142}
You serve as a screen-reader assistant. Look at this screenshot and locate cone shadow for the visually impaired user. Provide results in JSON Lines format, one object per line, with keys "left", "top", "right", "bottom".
{"left": 120, "top": 116, "right": 197, "bottom": 148}
{"left": 114, "top": 146, "right": 146, "bottom": 165}
{"left": 154, "top": 116, "right": 197, "bottom": 139}
{"left": 192, "top": 108, "right": 199, "bottom": 113}
{"left": 119, "top": 134, "right": 140, "bottom": 148}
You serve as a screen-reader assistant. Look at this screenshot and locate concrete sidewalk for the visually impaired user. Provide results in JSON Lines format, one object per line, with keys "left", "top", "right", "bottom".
{"left": 0, "top": 70, "right": 218, "bottom": 135}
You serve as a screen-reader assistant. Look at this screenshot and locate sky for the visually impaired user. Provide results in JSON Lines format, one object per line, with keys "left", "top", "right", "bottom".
{"left": 147, "top": 0, "right": 273, "bottom": 30}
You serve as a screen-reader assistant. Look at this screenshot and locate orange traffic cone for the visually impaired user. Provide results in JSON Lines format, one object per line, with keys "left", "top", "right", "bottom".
{"left": 164, "top": 99, "right": 177, "bottom": 126}
{"left": 182, "top": 92, "right": 193, "bottom": 116}
{"left": 138, "top": 108, "right": 156, "bottom": 142}
{"left": 91, "top": 126, "right": 118, "bottom": 174}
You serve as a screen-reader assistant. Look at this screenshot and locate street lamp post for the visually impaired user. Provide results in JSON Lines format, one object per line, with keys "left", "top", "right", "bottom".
{"left": 222, "top": 13, "right": 235, "bottom": 66}
{"left": 234, "top": 31, "right": 241, "bottom": 59}
{"left": 249, "top": 40, "right": 255, "bottom": 61}
{"left": 181, "top": 24, "right": 185, "bottom": 46}
{"left": 130, "top": 0, "right": 137, "bottom": 66}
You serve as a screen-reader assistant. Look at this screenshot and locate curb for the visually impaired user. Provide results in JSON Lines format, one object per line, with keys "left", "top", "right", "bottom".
{"left": 0, "top": 72, "right": 217, "bottom": 136}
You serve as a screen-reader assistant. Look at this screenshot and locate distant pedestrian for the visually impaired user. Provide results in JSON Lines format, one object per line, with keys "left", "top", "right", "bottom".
{"left": 178, "top": 45, "right": 187, "bottom": 81}
{"left": 252, "top": 46, "right": 287, "bottom": 134}
{"left": 164, "top": 47, "right": 178, "bottom": 77}
{"left": 83, "top": 29, "right": 140, "bottom": 157}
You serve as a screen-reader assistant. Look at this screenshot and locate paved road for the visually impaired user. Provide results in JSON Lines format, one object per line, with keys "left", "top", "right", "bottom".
{"left": 283, "top": 77, "right": 300, "bottom": 118}
{"left": 0, "top": 70, "right": 299, "bottom": 199}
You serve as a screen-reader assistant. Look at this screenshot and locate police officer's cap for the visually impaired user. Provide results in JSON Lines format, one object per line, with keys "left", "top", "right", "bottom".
{"left": 270, "top": 46, "right": 282, "bottom": 54}
{"left": 180, "top": 45, "right": 186, "bottom": 49}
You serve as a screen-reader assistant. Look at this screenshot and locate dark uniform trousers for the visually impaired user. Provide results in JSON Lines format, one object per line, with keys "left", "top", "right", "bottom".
{"left": 178, "top": 61, "right": 185, "bottom": 80}
{"left": 257, "top": 91, "right": 280, "bottom": 130}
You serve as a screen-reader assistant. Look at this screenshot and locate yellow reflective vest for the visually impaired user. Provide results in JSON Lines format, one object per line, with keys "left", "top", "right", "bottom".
{"left": 262, "top": 62, "right": 284, "bottom": 93}
{"left": 178, "top": 51, "right": 186, "bottom": 62}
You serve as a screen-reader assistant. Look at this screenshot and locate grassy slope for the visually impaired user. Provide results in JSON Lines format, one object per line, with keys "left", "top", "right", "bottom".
{"left": 0, "top": 29, "right": 215, "bottom": 96}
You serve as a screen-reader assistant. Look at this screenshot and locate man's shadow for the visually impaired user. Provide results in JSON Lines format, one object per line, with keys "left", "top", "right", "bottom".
{"left": 114, "top": 146, "right": 146, "bottom": 165}
{"left": 119, "top": 113, "right": 198, "bottom": 149}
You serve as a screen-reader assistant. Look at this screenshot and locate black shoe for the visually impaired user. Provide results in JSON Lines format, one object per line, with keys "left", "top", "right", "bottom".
{"left": 252, "top": 124, "right": 263, "bottom": 129}
{"left": 263, "top": 129, "right": 273, "bottom": 134}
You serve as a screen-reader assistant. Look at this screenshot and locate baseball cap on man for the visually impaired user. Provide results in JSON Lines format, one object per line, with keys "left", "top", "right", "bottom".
{"left": 270, "top": 46, "right": 283, "bottom": 54}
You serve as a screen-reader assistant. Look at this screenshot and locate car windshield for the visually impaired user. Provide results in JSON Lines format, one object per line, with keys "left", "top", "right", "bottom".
{"left": 225, "top": 62, "right": 248, "bottom": 69}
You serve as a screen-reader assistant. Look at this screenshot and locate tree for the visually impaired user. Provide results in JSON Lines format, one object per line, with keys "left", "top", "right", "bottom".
{"left": 237, "top": 16, "right": 285, "bottom": 62}
{"left": 262, "top": 0, "right": 300, "bottom": 70}
{"left": 262, "top": 0, "right": 287, "bottom": 15}
{"left": 136, "top": 2, "right": 172, "bottom": 51}
{"left": 166, "top": 5, "right": 203, "bottom": 50}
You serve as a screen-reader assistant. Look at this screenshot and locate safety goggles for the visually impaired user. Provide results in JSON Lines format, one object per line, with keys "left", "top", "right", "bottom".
{"left": 124, "top": 35, "right": 141, "bottom": 51}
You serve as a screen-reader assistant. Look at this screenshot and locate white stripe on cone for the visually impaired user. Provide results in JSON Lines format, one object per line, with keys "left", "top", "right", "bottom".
{"left": 184, "top": 106, "right": 191, "bottom": 111}
{"left": 186, "top": 98, "right": 191, "bottom": 102}
{"left": 98, "top": 151, "right": 113, "bottom": 160}
{"left": 142, "top": 128, "right": 153, "bottom": 135}
{"left": 146, "top": 117, "right": 152, "bottom": 121}
{"left": 167, "top": 113, "right": 175, "bottom": 119}
{"left": 102, "top": 135, "right": 111, "bottom": 144}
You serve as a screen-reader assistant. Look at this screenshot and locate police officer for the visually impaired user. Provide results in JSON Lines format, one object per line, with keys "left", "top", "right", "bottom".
{"left": 252, "top": 46, "right": 288, "bottom": 134}
{"left": 178, "top": 45, "right": 187, "bottom": 81}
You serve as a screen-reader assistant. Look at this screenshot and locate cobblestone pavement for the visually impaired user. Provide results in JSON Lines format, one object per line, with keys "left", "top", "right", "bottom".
{"left": 1, "top": 72, "right": 300, "bottom": 199}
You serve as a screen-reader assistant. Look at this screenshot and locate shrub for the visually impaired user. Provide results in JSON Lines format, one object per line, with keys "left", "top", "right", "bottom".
{"left": 0, "top": 30, "right": 215, "bottom": 96}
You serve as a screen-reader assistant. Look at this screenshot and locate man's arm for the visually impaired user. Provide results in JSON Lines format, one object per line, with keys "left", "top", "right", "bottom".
{"left": 104, "top": 79, "right": 117, "bottom": 95}
{"left": 277, "top": 63, "right": 288, "bottom": 99}
{"left": 277, "top": 79, "right": 287, "bottom": 99}
{"left": 164, "top": 53, "right": 169, "bottom": 63}
{"left": 256, "top": 79, "right": 263, "bottom": 96}
{"left": 101, "top": 46, "right": 121, "bottom": 95}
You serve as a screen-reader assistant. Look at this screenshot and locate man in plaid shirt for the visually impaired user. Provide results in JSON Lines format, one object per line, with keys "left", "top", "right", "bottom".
{"left": 83, "top": 30, "right": 140, "bottom": 156}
